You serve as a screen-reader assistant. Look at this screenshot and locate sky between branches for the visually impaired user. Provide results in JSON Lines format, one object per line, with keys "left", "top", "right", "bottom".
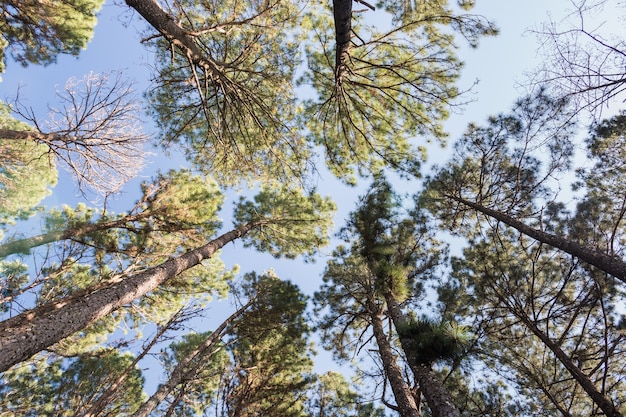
{"left": 1, "top": 0, "right": 624, "bottom": 393}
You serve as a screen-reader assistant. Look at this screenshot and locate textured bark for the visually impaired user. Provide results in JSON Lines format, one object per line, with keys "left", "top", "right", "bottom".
{"left": 519, "top": 312, "right": 623, "bottom": 417}
{"left": 132, "top": 302, "right": 251, "bottom": 417}
{"left": 0, "top": 128, "right": 68, "bottom": 144}
{"left": 450, "top": 195, "right": 626, "bottom": 282}
{"left": 125, "top": 0, "right": 224, "bottom": 78}
{"left": 384, "top": 291, "right": 462, "bottom": 417}
{"left": 367, "top": 299, "right": 421, "bottom": 417}
{"left": 333, "top": 0, "right": 352, "bottom": 83}
{"left": 0, "top": 222, "right": 263, "bottom": 372}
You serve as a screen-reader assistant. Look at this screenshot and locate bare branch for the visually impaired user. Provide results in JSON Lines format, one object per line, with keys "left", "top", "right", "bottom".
{"left": 9, "top": 71, "right": 149, "bottom": 195}
{"left": 529, "top": 0, "right": 626, "bottom": 117}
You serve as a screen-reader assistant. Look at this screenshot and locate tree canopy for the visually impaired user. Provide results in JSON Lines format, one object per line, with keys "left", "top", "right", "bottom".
{"left": 1, "top": 0, "right": 625, "bottom": 416}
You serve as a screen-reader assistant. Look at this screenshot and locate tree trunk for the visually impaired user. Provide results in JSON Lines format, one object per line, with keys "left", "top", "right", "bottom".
{"left": 366, "top": 298, "right": 421, "bottom": 417}
{"left": 333, "top": 0, "right": 352, "bottom": 82}
{"left": 384, "top": 290, "right": 462, "bottom": 417}
{"left": 132, "top": 301, "right": 252, "bottom": 417}
{"left": 449, "top": 195, "right": 626, "bottom": 282}
{"left": 0, "top": 212, "right": 149, "bottom": 259}
{"left": 125, "top": 0, "right": 224, "bottom": 78}
{"left": 0, "top": 222, "right": 263, "bottom": 372}
{"left": 83, "top": 312, "right": 177, "bottom": 417}
{"left": 0, "top": 128, "right": 72, "bottom": 145}
{"left": 518, "top": 311, "right": 623, "bottom": 417}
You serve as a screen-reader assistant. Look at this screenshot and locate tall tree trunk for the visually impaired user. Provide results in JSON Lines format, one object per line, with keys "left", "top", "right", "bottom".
{"left": 517, "top": 309, "right": 623, "bottom": 417}
{"left": 0, "top": 222, "right": 264, "bottom": 372}
{"left": 384, "top": 290, "right": 462, "bottom": 417}
{"left": 366, "top": 298, "right": 421, "bottom": 417}
{"left": 448, "top": 195, "right": 626, "bottom": 282}
{"left": 333, "top": 0, "right": 352, "bottom": 83}
{"left": 132, "top": 301, "right": 252, "bottom": 417}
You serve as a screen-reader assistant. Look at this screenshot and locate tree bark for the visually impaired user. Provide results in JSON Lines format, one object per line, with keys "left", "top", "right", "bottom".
{"left": 449, "top": 195, "right": 626, "bottom": 282}
{"left": 0, "top": 222, "right": 263, "bottom": 372}
{"left": 0, "top": 128, "right": 72, "bottom": 146}
{"left": 333, "top": 0, "right": 352, "bottom": 82}
{"left": 383, "top": 290, "right": 462, "bottom": 417}
{"left": 132, "top": 301, "right": 252, "bottom": 417}
{"left": 366, "top": 298, "right": 421, "bottom": 417}
{"left": 125, "top": 0, "right": 225, "bottom": 79}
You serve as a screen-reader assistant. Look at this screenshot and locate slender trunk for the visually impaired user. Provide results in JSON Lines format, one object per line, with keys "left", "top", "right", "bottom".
{"left": 132, "top": 301, "right": 252, "bottom": 417}
{"left": 449, "top": 195, "right": 626, "bottom": 282}
{"left": 519, "top": 312, "right": 622, "bottom": 417}
{"left": 333, "top": 0, "right": 352, "bottom": 82}
{"left": 0, "top": 212, "right": 149, "bottom": 259}
{"left": 384, "top": 291, "right": 462, "bottom": 417}
{"left": 366, "top": 299, "right": 421, "bottom": 417}
{"left": 83, "top": 312, "right": 182, "bottom": 417}
{"left": 0, "top": 222, "right": 263, "bottom": 372}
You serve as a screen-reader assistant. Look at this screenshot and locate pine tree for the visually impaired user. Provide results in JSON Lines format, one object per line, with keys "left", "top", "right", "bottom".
{"left": 0, "top": 0, "right": 104, "bottom": 72}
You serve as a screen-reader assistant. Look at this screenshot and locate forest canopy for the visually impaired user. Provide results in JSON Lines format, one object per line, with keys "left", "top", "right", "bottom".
{"left": 0, "top": 0, "right": 625, "bottom": 416}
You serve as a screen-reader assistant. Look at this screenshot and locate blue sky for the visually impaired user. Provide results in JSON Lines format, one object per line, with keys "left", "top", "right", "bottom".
{"left": 1, "top": 0, "right": 623, "bottom": 397}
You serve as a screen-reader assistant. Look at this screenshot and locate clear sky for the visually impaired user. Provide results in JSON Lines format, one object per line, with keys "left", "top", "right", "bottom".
{"left": 1, "top": 0, "right": 623, "bottom": 396}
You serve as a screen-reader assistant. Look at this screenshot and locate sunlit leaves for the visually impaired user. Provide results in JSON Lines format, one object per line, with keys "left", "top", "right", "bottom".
{"left": 0, "top": 103, "right": 57, "bottom": 229}
{"left": 0, "top": 0, "right": 103, "bottom": 72}
{"left": 146, "top": 0, "right": 311, "bottom": 186}
{"left": 233, "top": 186, "right": 336, "bottom": 260}
{"left": 302, "top": 8, "right": 461, "bottom": 184}
{"left": 0, "top": 351, "right": 145, "bottom": 416}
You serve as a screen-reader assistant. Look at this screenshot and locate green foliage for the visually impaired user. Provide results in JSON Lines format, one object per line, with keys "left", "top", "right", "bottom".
{"left": 220, "top": 272, "right": 315, "bottom": 417}
{"left": 301, "top": 7, "right": 461, "bottom": 184}
{"left": 314, "top": 246, "right": 376, "bottom": 360}
{"left": 4, "top": 170, "right": 231, "bottom": 354}
{"left": 350, "top": 177, "right": 447, "bottom": 301}
{"left": 0, "top": 0, "right": 103, "bottom": 72}
{"left": 145, "top": 0, "right": 496, "bottom": 186}
{"left": 571, "top": 112, "right": 626, "bottom": 255}
{"left": 450, "top": 225, "right": 626, "bottom": 415}
{"left": 0, "top": 259, "right": 28, "bottom": 313}
{"left": 0, "top": 351, "right": 145, "bottom": 416}
{"left": 304, "top": 371, "right": 386, "bottom": 417}
{"left": 233, "top": 186, "right": 336, "bottom": 260}
{"left": 142, "top": 169, "right": 224, "bottom": 234}
{"left": 438, "top": 371, "right": 530, "bottom": 417}
{"left": 0, "top": 103, "right": 57, "bottom": 230}
{"left": 138, "top": 255, "right": 235, "bottom": 326}
{"left": 146, "top": 0, "right": 309, "bottom": 186}
{"left": 315, "top": 179, "right": 447, "bottom": 361}
{"left": 421, "top": 90, "right": 575, "bottom": 237}
{"left": 396, "top": 316, "right": 470, "bottom": 365}
{"left": 158, "top": 331, "right": 229, "bottom": 416}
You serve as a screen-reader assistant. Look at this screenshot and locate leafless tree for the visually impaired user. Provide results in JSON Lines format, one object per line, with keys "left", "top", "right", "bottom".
{"left": 530, "top": 0, "right": 626, "bottom": 117}
{"left": 2, "top": 71, "right": 149, "bottom": 195}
